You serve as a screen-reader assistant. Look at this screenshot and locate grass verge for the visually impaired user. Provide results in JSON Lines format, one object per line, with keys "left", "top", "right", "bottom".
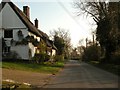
{"left": 88, "top": 61, "right": 120, "bottom": 76}
{"left": 2, "top": 61, "right": 64, "bottom": 74}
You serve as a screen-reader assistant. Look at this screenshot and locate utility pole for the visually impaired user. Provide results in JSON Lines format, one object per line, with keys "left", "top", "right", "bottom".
{"left": 86, "top": 38, "right": 88, "bottom": 48}
{"left": 93, "top": 34, "right": 95, "bottom": 45}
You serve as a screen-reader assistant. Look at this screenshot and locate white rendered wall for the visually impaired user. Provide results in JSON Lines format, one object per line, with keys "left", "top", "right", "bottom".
{"left": 29, "top": 42, "right": 36, "bottom": 58}
{"left": 0, "top": 3, "right": 41, "bottom": 59}
{"left": 0, "top": 29, "right": 3, "bottom": 38}
{"left": 1, "top": 3, "right": 26, "bottom": 29}
{"left": 0, "top": 8, "right": 2, "bottom": 29}
{"left": 11, "top": 45, "right": 29, "bottom": 60}
{"left": 0, "top": 3, "right": 29, "bottom": 40}
{"left": 0, "top": 3, "right": 30, "bottom": 59}
{"left": 0, "top": 7, "right": 2, "bottom": 38}
{"left": 28, "top": 32, "right": 41, "bottom": 58}
{"left": 52, "top": 49, "right": 56, "bottom": 56}
{"left": 13, "top": 29, "right": 28, "bottom": 41}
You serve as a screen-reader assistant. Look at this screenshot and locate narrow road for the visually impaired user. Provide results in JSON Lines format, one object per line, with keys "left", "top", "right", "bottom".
{"left": 44, "top": 60, "right": 119, "bottom": 88}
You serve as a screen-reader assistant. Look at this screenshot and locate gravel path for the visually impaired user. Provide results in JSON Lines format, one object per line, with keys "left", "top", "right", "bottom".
{"left": 44, "top": 60, "right": 119, "bottom": 88}
{"left": 2, "top": 69, "right": 52, "bottom": 88}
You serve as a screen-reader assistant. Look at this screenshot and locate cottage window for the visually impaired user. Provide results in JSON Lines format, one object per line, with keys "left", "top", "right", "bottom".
{"left": 4, "top": 29, "right": 13, "bottom": 38}
{"left": 18, "top": 30, "right": 23, "bottom": 40}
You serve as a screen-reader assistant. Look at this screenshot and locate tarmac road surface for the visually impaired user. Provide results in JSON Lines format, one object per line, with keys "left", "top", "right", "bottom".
{"left": 44, "top": 60, "right": 119, "bottom": 88}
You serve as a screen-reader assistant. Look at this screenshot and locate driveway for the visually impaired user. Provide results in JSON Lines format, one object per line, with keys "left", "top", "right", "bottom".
{"left": 44, "top": 60, "right": 119, "bottom": 88}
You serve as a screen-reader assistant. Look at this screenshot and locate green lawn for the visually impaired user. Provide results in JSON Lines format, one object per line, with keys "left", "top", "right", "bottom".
{"left": 2, "top": 61, "right": 64, "bottom": 74}
{"left": 2, "top": 61, "right": 64, "bottom": 89}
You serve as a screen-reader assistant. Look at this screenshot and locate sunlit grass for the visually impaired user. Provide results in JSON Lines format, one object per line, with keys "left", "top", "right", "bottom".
{"left": 2, "top": 61, "right": 64, "bottom": 74}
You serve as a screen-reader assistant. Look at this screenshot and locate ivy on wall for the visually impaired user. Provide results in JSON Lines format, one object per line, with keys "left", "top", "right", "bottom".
{"left": 11, "top": 34, "right": 39, "bottom": 46}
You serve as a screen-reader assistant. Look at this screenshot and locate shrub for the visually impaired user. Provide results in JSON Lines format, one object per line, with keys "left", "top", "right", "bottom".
{"left": 32, "top": 53, "right": 50, "bottom": 64}
{"left": 3, "top": 51, "right": 21, "bottom": 61}
{"left": 54, "top": 55, "right": 64, "bottom": 62}
{"left": 82, "top": 45, "right": 101, "bottom": 62}
{"left": 32, "top": 54, "right": 40, "bottom": 63}
{"left": 110, "top": 49, "right": 120, "bottom": 64}
{"left": 44, "top": 54, "right": 50, "bottom": 62}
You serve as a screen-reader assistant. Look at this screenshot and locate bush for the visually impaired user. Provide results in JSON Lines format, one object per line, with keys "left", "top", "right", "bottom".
{"left": 54, "top": 55, "right": 64, "bottom": 62}
{"left": 99, "top": 49, "right": 120, "bottom": 64}
{"left": 82, "top": 45, "right": 101, "bottom": 62}
{"left": 110, "top": 49, "right": 120, "bottom": 64}
{"left": 3, "top": 51, "right": 21, "bottom": 61}
{"left": 32, "top": 53, "right": 50, "bottom": 64}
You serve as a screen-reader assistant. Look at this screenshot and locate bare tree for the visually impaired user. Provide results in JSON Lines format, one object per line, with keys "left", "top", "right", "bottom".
{"left": 49, "top": 28, "right": 72, "bottom": 59}
{"left": 77, "top": 39, "right": 85, "bottom": 57}
{"left": 73, "top": 0, "right": 120, "bottom": 60}
{"left": 73, "top": 0, "right": 109, "bottom": 23}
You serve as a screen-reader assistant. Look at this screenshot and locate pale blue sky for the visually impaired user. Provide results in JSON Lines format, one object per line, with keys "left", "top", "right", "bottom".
{"left": 1, "top": 0, "right": 97, "bottom": 47}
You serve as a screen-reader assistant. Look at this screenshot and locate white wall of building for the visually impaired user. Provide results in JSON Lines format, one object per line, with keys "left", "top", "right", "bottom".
{"left": 13, "top": 29, "right": 28, "bottom": 41}
{"left": 0, "top": 7, "right": 2, "bottom": 38}
{"left": 52, "top": 49, "right": 56, "bottom": 56}
{"left": 0, "top": 3, "right": 30, "bottom": 60}
{"left": 11, "top": 45, "right": 29, "bottom": 60}
{"left": 0, "top": 3, "right": 28, "bottom": 40}
{"left": 0, "top": 29, "right": 3, "bottom": 38}
{"left": 1, "top": 3, "right": 26, "bottom": 29}
{"left": 28, "top": 32, "right": 41, "bottom": 59}
{"left": 28, "top": 43, "right": 36, "bottom": 58}
{"left": 0, "top": 9, "right": 2, "bottom": 29}
{"left": 0, "top": 3, "right": 42, "bottom": 60}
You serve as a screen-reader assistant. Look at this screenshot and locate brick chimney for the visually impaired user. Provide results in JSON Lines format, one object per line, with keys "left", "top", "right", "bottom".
{"left": 23, "top": 6, "right": 30, "bottom": 19}
{"left": 34, "top": 18, "right": 38, "bottom": 28}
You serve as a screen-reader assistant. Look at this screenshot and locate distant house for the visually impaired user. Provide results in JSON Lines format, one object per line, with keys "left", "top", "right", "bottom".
{"left": 38, "top": 30, "right": 57, "bottom": 56}
{"left": 71, "top": 48, "right": 80, "bottom": 60}
{"left": 0, "top": 1, "right": 57, "bottom": 60}
{"left": 48, "top": 40, "right": 57, "bottom": 56}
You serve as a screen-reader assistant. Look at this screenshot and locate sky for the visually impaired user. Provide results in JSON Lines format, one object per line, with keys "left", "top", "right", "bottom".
{"left": 1, "top": 0, "right": 97, "bottom": 47}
